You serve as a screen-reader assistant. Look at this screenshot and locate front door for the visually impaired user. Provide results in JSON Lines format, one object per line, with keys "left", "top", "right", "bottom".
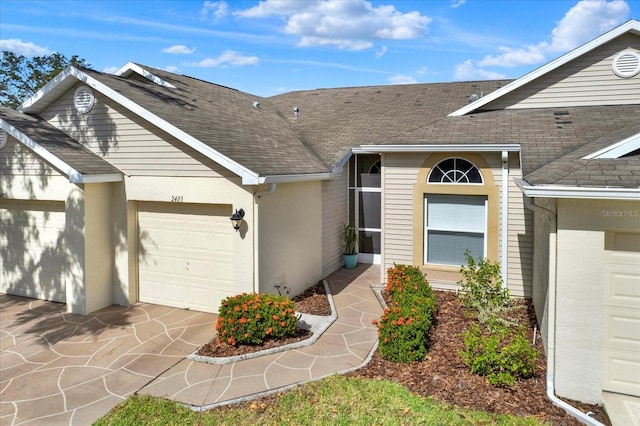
{"left": 349, "top": 154, "right": 381, "bottom": 264}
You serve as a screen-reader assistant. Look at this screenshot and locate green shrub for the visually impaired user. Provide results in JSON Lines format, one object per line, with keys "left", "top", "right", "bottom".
{"left": 459, "top": 323, "right": 538, "bottom": 387}
{"left": 376, "top": 264, "right": 436, "bottom": 363}
{"left": 216, "top": 293, "right": 298, "bottom": 346}
{"left": 386, "top": 264, "right": 433, "bottom": 300}
{"left": 458, "top": 251, "right": 512, "bottom": 325}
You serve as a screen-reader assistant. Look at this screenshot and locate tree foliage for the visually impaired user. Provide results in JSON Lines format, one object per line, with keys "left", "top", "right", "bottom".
{"left": 0, "top": 51, "right": 90, "bottom": 108}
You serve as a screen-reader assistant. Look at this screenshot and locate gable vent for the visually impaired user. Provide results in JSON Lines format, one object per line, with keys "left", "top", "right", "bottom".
{"left": 612, "top": 50, "right": 640, "bottom": 78}
{"left": 73, "top": 86, "right": 96, "bottom": 114}
{"left": 0, "top": 130, "right": 7, "bottom": 149}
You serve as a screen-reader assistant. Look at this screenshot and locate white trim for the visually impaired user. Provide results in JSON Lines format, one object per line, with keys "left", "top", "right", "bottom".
{"left": 354, "top": 144, "right": 520, "bottom": 153}
{"left": 515, "top": 178, "right": 640, "bottom": 200}
{"left": 259, "top": 172, "right": 333, "bottom": 184}
{"left": 0, "top": 119, "right": 122, "bottom": 184}
{"left": 500, "top": 151, "right": 509, "bottom": 289}
{"left": 114, "top": 62, "right": 177, "bottom": 88}
{"left": 583, "top": 132, "right": 640, "bottom": 159}
{"left": 449, "top": 20, "right": 640, "bottom": 117}
{"left": 20, "top": 66, "right": 263, "bottom": 185}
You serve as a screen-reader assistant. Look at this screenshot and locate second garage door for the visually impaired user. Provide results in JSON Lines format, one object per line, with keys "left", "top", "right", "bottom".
{"left": 138, "top": 202, "right": 234, "bottom": 313}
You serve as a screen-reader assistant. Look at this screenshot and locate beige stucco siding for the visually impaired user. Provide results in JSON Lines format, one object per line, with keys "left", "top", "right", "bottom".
{"left": 257, "top": 181, "right": 323, "bottom": 298}
{"left": 484, "top": 34, "right": 640, "bottom": 109}
{"left": 322, "top": 172, "right": 347, "bottom": 277}
{"left": 0, "top": 137, "right": 72, "bottom": 201}
{"left": 554, "top": 198, "right": 640, "bottom": 403}
{"left": 382, "top": 151, "right": 532, "bottom": 297}
{"left": 40, "top": 87, "right": 233, "bottom": 177}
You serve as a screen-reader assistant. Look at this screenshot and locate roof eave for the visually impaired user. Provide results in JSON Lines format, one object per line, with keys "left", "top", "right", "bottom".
{"left": 354, "top": 144, "right": 521, "bottom": 153}
{"left": 515, "top": 178, "right": 640, "bottom": 200}
{"left": 449, "top": 19, "right": 640, "bottom": 117}
{"left": 1, "top": 118, "right": 123, "bottom": 184}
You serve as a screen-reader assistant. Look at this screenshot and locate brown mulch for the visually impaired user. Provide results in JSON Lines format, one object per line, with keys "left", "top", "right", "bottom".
{"left": 199, "top": 284, "right": 610, "bottom": 425}
{"left": 347, "top": 290, "right": 611, "bottom": 425}
{"left": 196, "top": 282, "right": 330, "bottom": 358}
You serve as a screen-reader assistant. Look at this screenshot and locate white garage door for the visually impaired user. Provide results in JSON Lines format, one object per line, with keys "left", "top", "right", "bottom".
{"left": 0, "top": 200, "right": 66, "bottom": 303}
{"left": 603, "top": 231, "right": 640, "bottom": 397}
{"left": 138, "top": 202, "right": 234, "bottom": 313}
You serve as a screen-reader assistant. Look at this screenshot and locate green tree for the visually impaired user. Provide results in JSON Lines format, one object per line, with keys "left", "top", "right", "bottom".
{"left": 0, "top": 51, "right": 90, "bottom": 108}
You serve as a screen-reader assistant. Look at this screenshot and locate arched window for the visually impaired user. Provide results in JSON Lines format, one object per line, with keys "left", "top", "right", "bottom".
{"left": 427, "top": 158, "right": 483, "bottom": 184}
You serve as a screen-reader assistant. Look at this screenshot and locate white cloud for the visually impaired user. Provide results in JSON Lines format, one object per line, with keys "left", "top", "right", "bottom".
{"left": 375, "top": 45, "right": 388, "bottom": 58}
{"left": 478, "top": 0, "right": 629, "bottom": 68}
{"left": 165, "top": 65, "right": 180, "bottom": 73}
{"left": 454, "top": 60, "right": 506, "bottom": 80}
{"left": 388, "top": 74, "right": 417, "bottom": 85}
{"left": 162, "top": 44, "right": 196, "bottom": 54}
{"left": 235, "top": 0, "right": 430, "bottom": 51}
{"left": 103, "top": 66, "right": 120, "bottom": 74}
{"left": 201, "top": 1, "right": 229, "bottom": 20}
{"left": 0, "top": 38, "right": 53, "bottom": 56}
{"left": 189, "top": 50, "right": 259, "bottom": 67}
{"left": 450, "top": 0, "right": 466, "bottom": 8}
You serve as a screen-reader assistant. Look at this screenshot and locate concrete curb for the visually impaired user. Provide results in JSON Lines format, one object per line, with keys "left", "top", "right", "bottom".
{"left": 186, "top": 279, "right": 337, "bottom": 365}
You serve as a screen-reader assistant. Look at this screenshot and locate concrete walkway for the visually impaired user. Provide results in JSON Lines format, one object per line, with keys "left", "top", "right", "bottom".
{"left": 0, "top": 264, "right": 382, "bottom": 425}
{"left": 139, "top": 264, "right": 382, "bottom": 409}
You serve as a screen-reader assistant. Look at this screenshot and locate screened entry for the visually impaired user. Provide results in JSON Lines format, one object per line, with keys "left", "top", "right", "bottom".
{"left": 348, "top": 154, "right": 381, "bottom": 264}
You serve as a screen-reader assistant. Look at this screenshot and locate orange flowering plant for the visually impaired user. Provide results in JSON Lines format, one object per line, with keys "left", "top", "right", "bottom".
{"left": 375, "top": 264, "right": 437, "bottom": 363}
{"left": 216, "top": 293, "right": 298, "bottom": 346}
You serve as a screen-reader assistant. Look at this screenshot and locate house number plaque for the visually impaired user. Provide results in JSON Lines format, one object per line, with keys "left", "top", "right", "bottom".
{"left": 171, "top": 195, "right": 184, "bottom": 202}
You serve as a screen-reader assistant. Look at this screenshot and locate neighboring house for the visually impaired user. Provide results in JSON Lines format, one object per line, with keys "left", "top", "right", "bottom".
{"left": 1, "top": 20, "right": 638, "bottom": 407}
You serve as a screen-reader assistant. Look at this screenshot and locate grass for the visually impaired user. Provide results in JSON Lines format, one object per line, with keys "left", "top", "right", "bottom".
{"left": 95, "top": 375, "right": 547, "bottom": 425}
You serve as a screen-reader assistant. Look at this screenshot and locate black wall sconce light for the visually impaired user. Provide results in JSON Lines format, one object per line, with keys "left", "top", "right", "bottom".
{"left": 230, "top": 208, "right": 245, "bottom": 231}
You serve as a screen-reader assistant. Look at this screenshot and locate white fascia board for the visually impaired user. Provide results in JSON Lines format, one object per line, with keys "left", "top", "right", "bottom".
{"left": 583, "top": 132, "right": 640, "bottom": 159}
{"left": 449, "top": 20, "right": 640, "bottom": 117}
{"left": 18, "top": 66, "right": 77, "bottom": 112}
{"left": 0, "top": 119, "right": 122, "bottom": 184}
{"left": 64, "top": 67, "right": 261, "bottom": 185}
{"left": 515, "top": 178, "right": 640, "bottom": 200}
{"left": 113, "top": 62, "right": 177, "bottom": 89}
{"left": 259, "top": 172, "right": 334, "bottom": 184}
{"left": 354, "top": 144, "right": 521, "bottom": 153}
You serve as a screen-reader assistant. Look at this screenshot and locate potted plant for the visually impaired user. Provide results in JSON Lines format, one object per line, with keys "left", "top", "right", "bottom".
{"left": 342, "top": 224, "right": 359, "bottom": 269}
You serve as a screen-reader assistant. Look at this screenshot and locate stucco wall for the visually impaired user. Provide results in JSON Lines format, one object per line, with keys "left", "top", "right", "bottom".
{"left": 257, "top": 181, "right": 323, "bottom": 298}
{"left": 555, "top": 198, "right": 640, "bottom": 403}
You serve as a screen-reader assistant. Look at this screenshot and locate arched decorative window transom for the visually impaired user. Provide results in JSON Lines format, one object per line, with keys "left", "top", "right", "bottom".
{"left": 428, "top": 158, "right": 483, "bottom": 184}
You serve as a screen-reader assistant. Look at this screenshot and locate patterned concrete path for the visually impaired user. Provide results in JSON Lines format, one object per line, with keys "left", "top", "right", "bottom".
{"left": 139, "top": 264, "right": 382, "bottom": 408}
{"left": 0, "top": 265, "right": 382, "bottom": 425}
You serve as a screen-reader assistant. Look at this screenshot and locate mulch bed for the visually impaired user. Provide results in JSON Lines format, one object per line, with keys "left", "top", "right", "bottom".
{"left": 347, "top": 290, "right": 611, "bottom": 425}
{"left": 196, "top": 282, "right": 330, "bottom": 358}
{"left": 198, "top": 283, "right": 611, "bottom": 424}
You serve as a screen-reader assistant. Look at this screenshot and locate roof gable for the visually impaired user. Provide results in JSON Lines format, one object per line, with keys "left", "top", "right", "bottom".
{"left": 450, "top": 20, "right": 640, "bottom": 116}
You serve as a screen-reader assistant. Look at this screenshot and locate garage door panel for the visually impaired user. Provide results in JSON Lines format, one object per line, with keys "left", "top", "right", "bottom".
{"left": 603, "top": 231, "right": 640, "bottom": 397}
{"left": 0, "top": 201, "right": 66, "bottom": 303}
{"left": 138, "top": 202, "right": 234, "bottom": 313}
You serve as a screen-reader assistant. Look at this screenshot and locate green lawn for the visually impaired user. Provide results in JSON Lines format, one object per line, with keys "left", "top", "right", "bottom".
{"left": 95, "top": 375, "right": 546, "bottom": 425}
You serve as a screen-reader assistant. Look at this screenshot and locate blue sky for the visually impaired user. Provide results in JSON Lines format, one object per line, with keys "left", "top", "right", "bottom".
{"left": 1, "top": 0, "right": 637, "bottom": 97}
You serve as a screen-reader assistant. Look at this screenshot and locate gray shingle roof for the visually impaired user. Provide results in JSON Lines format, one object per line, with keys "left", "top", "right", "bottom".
{"left": 84, "top": 66, "right": 330, "bottom": 177}
{"left": 0, "top": 107, "right": 121, "bottom": 177}
{"left": 268, "top": 80, "right": 511, "bottom": 169}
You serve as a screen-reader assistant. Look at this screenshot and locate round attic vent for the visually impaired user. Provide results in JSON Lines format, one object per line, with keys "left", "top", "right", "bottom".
{"left": 0, "top": 130, "right": 7, "bottom": 149}
{"left": 612, "top": 50, "right": 640, "bottom": 78}
{"left": 74, "top": 85, "right": 95, "bottom": 114}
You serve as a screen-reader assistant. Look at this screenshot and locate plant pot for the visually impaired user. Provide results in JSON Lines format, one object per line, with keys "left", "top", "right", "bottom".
{"left": 343, "top": 254, "right": 358, "bottom": 269}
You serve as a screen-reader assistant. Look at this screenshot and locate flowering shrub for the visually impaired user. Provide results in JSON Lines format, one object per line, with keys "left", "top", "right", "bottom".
{"left": 216, "top": 293, "right": 298, "bottom": 346}
{"left": 375, "top": 264, "right": 436, "bottom": 363}
{"left": 386, "top": 264, "right": 433, "bottom": 299}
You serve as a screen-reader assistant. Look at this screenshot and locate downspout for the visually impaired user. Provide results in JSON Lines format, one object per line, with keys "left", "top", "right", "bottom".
{"left": 253, "top": 183, "right": 277, "bottom": 294}
{"left": 501, "top": 151, "right": 509, "bottom": 288}
{"left": 524, "top": 197, "right": 603, "bottom": 426}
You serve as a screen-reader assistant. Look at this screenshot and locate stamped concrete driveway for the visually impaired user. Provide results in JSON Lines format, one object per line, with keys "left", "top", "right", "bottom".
{"left": 0, "top": 295, "right": 217, "bottom": 425}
